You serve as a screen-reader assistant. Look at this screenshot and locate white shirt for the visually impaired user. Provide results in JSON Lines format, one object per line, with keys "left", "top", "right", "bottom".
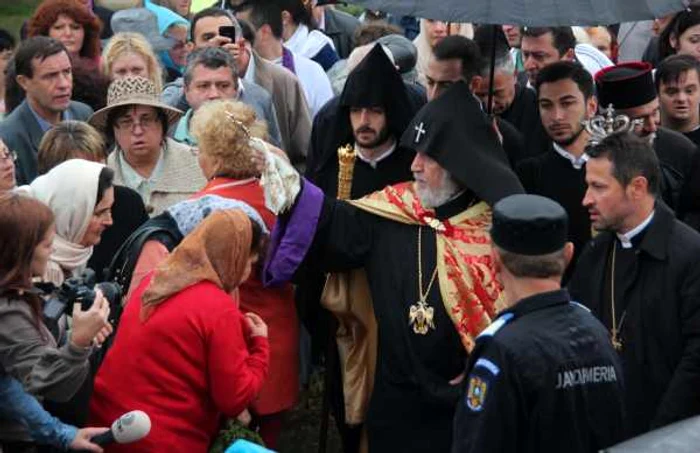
{"left": 617, "top": 211, "right": 655, "bottom": 249}
{"left": 285, "top": 24, "right": 336, "bottom": 60}
{"left": 273, "top": 51, "right": 333, "bottom": 118}
{"left": 355, "top": 141, "right": 397, "bottom": 169}
{"left": 553, "top": 142, "right": 589, "bottom": 170}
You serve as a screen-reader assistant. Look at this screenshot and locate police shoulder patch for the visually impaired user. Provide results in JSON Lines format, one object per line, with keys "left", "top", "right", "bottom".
{"left": 465, "top": 375, "right": 489, "bottom": 412}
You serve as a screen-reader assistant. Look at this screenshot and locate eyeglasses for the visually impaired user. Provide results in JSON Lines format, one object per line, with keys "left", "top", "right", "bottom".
{"left": 0, "top": 149, "right": 17, "bottom": 162}
{"left": 115, "top": 114, "right": 158, "bottom": 131}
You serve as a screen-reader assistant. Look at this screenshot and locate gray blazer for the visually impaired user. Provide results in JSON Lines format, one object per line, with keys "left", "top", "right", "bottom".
{"left": 0, "top": 100, "right": 93, "bottom": 185}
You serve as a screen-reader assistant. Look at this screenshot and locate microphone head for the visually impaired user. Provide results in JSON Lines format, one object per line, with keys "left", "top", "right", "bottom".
{"left": 111, "top": 410, "right": 151, "bottom": 443}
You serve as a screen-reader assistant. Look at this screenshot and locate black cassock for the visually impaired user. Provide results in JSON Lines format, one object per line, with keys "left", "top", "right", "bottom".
{"left": 516, "top": 147, "right": 590, "bottom": 282}
{"left": 301, "top": 191, "right": 477, "bottom": 453}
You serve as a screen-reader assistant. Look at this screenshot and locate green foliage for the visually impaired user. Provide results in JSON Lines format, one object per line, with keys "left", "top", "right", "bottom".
{"left": 336, "top": 4, "right": 365, "bottom": 17}
{"left": 209, "top": 419, "right": 266, "bottom": 453}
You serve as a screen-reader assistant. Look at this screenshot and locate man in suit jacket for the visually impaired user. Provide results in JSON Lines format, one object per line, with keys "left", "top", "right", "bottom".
{"left": 314, "top": 5, "right": 361, "bottom": 60}
{"left": 236, "top": 18, "right": 312, "bottom": 170}
{"left": 170, "top": 47, "right": 282, "bottom": 148}
{"left": 0, "top": 37, "right": 93, "bottom": 185}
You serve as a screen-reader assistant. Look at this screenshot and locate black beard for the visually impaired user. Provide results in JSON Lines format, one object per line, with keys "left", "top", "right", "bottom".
{"left": 554, "top": 123, "right": 586, "bottom": 147}
{"left": 354, "top": 125, "right": 392, "bottom": 149}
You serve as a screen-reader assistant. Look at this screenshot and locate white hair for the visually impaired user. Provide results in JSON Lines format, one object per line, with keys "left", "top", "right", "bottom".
{"left": 415, "top": 171, "right": 461, "bottom": 209}
{"left": 347, "top": 44, "right": 395, "bottom": 73}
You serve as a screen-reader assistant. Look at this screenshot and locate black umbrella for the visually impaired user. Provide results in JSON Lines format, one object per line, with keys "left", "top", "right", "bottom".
{"left": 345, "top": 0, "right": 690, "bottom": 26}
{"left": 344, "top": 0, "right": 690, "bottom": 114}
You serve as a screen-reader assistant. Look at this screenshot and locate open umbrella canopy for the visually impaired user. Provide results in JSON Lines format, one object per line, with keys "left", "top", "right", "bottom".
{"left": 344, "top": 0, "right": 690, "bottom": 25}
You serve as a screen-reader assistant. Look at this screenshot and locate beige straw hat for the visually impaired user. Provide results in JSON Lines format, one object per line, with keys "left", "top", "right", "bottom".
{"left": 89, "top": 76, "right": 183, "bottom": 131}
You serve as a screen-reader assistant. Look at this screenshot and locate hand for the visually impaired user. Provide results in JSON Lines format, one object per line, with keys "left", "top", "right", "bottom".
{"left": 69, "top": 427, "right": 109, "bottom": 452}
{"left": 244, "top": 312, "right": 268, "bottom": 338}
{"left": 93, "top": 323, "right": 114, "bottom": 348}
{"left": 236, "top": 408, "right": 252, "bottom": 426}
{"left": 449, "top": 372, "right": 466, "bottom": 386}
{"left": 70, "top": 290, "right": 111, "bottom": 349}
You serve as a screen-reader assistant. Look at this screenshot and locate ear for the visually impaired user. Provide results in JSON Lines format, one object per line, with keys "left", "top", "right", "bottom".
{"left": 628, "top": 175, "right": 649, "bottom": 200}
{"left": 587, "top": 95, "right": 598, "bottom": 118}
{"left": 16, "top": 74, "right": 30, "bottom": 92}
{"left": 563, "top": 242, "right": 575, "bottom": 268}
{"left": 563, "top": 48, "right": 575, "bottom": 61}
{"left": 186, "top": 41, "right": 195, "bottom": 52}
{"left": 281, "top": 10, "right": 293, "bottom": 26}
{"left": 670, "top": 34, "right": 679, "bottom": 50}
{"left": 469, "top": 75, "right": 483, "bottom": 94}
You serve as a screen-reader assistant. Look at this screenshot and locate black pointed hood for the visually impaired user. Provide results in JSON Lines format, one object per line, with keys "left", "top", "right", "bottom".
{"left": 400, "top": 82, "right": 524, "bottom": 206}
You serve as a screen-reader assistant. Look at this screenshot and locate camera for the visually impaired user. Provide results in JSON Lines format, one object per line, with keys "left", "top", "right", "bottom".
{"left": 43, "top": 269, "right": 122, "bottom": 322}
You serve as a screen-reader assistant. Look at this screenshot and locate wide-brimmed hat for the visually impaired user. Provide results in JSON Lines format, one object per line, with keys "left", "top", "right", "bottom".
{"left": 110, "top": 8, "right": 174, "bottom": 52}
{"left": 89, "top": 76, "right": 183, "bottom": 131}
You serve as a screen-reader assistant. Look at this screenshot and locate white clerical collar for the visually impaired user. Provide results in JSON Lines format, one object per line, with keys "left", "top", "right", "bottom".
{"left": 552, "top": 142, "right": 588, "bottom": 170}
{"left": 355, "top": 141, "right": 396, "bottom": 169}
{"left": 616, "top": 211, "right": 655, "bottom": 249}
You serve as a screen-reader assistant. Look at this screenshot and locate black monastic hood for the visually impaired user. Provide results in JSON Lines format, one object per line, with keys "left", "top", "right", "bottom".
{"left": 400, "top": 82, "right": 524, "bottom": 206}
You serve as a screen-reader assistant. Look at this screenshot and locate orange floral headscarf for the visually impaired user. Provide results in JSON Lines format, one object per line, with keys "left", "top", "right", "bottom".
{"left": 140, "top": 209, "right": 253, "bottom": 320}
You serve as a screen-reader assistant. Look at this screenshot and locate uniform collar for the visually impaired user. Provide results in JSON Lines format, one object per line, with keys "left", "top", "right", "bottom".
{"left": 354, "top": 140, "right": 396, "bottom": 169}
{"left": 433, "top": 190, "right": 477, "bottom": 220}
{"left": 502, "top": 288, "right": 570, "bottom": 318}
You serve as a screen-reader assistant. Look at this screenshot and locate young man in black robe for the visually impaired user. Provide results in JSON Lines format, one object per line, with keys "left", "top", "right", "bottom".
{"left": 516, "top": 61, "right": 597, "bottom": 281}
{"left": 298, "top": 44, "right": 417, "bottom": 453}
{"left": 261, "top": 82, "right": 524, "bottom": 453}
{"left": 568, "top": 132, "right": 700, "bottom": 440}
{"left": 595, "top": 62, "right": 700, "bottom": 225}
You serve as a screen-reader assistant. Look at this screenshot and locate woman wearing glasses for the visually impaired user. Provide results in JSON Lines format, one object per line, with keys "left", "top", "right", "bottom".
{"left": 89, "top": 76, "right": 206, "bottom": 216}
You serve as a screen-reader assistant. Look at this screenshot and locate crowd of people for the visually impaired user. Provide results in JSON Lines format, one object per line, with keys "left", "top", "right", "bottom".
{"left": 1, "top": 0, "right": 700, "bottom": 452}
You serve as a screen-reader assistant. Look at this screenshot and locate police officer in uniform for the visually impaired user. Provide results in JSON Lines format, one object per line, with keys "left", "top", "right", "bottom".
{"left": 451, "top": 194, "right": 625, "bottom": 453}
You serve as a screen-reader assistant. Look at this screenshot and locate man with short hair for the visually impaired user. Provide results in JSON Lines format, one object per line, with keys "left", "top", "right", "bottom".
{"left": 517, "top": 61, "right": 597, "bottom": 280}
{"left": 173, "top": 46, "right": 282, "bottom": 147}
{"left": 0, "top": 37, "right": 93, "bottom": 185}
{"left": 162, "top": 7, "right": 282, "bottom": 147}
{"left": 656, "top": 54, "right": 700, "bottom": 146}
{"left": 452, "top": 194, "right": 625, "bottom": 453}
{"left": 262, "top": 82, "right": 524, "bottom": 453}
{"left": 427, "top": 35, "right": 529, "bottom": 166}
{"left": 474, "top": 45, "right": 549, "bottom": 157}
{"left": 521, "top": 27, "right": 576, "bottom": 86}
{"left": 569, "top": 131, "right": 700, "bottom": 439}
{"left": 595, "top": 62, "right": 699, "bottom": 219}
{"left": 521, "top": 26, "right": 613, "bottom": 87}
{"left": 235, "top": 0, "right": 334, "bottom": 117}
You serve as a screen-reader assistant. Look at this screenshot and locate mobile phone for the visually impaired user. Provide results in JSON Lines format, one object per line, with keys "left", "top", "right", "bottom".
{"left": 219, "top": 26, "right": 237, "bottom": 42}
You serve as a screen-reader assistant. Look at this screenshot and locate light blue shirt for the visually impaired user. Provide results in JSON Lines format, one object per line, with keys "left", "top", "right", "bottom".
{"left": 0, "top": 374, "right": 76, "bottom": 449}
{"left": 27, "top": 103, "right": 72, "bottom": 133}
{"left": 115, "top": 149, "right": 165, "bottom": 204}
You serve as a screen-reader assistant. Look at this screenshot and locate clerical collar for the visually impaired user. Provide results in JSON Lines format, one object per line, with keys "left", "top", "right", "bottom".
{"left": 434, "top": 190, "right": 475, "bottom": 220}
{"left": 616, "top": 211, "right": 655, "bottom": 249}
{"left": 552, "top": 142, "right": 588, "bottom": 170}
{"left": 354, "top": 141, "right": 396, "bottom": 169}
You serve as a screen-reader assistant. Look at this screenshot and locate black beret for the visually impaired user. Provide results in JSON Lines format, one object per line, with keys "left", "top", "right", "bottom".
{"left": 491, "top": 194, "right": 568, "bottom": 255}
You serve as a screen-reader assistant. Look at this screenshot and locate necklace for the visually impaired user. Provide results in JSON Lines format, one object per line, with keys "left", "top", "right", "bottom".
{"left": 610, "top": 245, "right": 627, "bottom": 351}
{"left": 408, "top": 227, "right": 438, "bottom": 335}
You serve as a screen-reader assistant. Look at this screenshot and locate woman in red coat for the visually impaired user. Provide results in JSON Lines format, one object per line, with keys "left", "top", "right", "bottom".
{"left": 189, "top": 99, "right": 299, "bottom": 448}
{"left": 89, "top": 210, "right": 269, "bottom": 452}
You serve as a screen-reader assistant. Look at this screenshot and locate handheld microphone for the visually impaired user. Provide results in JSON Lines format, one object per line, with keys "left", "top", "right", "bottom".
{"left": 91, "top": 410, "right": 151, "bottom": 446}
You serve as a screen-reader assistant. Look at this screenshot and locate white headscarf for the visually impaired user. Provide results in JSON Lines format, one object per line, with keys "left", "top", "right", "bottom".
{"left": 16, "top": 159, "right": 106, "bottom": 286}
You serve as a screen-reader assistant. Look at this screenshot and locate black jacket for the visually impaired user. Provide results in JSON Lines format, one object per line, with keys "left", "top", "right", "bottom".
{"left": 323, "top": 8, "right": 361, "bottom": 60}
{"left": 568, "top": 202, "right": 700, "bottom": 438}
{"left": 452, "top": 289, "right": 625, "bottom": 453}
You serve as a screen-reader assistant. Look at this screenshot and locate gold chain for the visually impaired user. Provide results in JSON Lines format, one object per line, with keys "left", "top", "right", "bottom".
{"left": 418, "top": 227, "right": 439, "bottom": 302}
{"left": 610, "top": 245, "right": 627, "bottom": 351}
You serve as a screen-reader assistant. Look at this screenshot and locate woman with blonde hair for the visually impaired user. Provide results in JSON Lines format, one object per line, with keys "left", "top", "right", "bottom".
{"left": 102, "top": 32, "right": 164, "bottom": 93}
{"left": 188, "top": 99, "right": 298, "bottom": 449}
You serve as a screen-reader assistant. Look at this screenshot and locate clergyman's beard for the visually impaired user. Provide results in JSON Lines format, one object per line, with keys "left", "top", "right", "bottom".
{"left": 354, "top": 124, "right": 391, "bottom": 149}
{"left": 415, "top": 172, "right": 461, "bottom": 209}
